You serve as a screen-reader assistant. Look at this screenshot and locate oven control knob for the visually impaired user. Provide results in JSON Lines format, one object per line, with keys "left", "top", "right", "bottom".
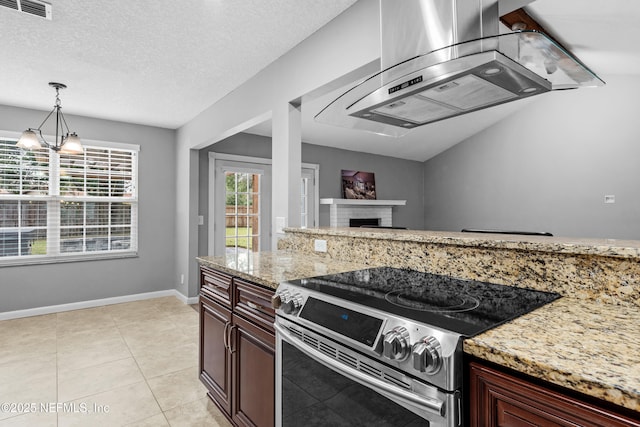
{"left": 382, "top": 327, "right": 411, "bottom": 361}
{"left": 271, "top": 293, "right": 284, "bottom": 310}
{"left": 271, "top": 295, "right": 282, "bottom": 310}
{"left": 412, "top": 336, "right": 442, "bottom": 374}
{"left": 282, "top": 293, "right": 303, "bottom": 315}
{"left": 271, "top": 290, "right": 289, "bottom": 310}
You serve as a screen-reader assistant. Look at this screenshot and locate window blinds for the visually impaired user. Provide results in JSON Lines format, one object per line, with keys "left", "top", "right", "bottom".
{"left": 0, "top": 139, "right": 138, "bottom": 263}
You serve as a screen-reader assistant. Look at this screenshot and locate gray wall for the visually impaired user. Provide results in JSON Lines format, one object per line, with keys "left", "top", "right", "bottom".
{"left": 0, "top": 105, "right": 177, "bottom": 312}
{"left": 197, "top": 133, "right": 272, "bottom": 256}
{"left": 301, "top": 144, "right": 424, "bottom": 230}
{"left": 423, "top": 74, "right": 640, "bottom": 240}
{"left": 198, "top": 133, "right": 425, "bottom": 255}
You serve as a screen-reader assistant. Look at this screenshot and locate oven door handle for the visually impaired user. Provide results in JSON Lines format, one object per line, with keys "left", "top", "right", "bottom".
{"left": 275, "top": 323, "right": 445, "bottom": 417}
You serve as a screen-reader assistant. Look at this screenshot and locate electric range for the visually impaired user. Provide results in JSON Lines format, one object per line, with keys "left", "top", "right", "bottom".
{"left": 273, "top": 267, "right": 560, "bottom": 426}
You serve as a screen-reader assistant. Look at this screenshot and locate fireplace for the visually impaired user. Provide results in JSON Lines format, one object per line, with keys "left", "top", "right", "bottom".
{"left": 349, "top": 218, "right": 380, "bottom": 227}
{"left": 320, "top": 198, "right": 406, "bottom": 228}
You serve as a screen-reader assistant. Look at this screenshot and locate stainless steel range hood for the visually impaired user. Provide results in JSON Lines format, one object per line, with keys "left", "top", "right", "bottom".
{"left": 315, "top": 0, "right": 605, "bottom": 137}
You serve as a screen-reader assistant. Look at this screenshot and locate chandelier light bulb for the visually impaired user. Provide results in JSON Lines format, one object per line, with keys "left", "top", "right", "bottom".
{"left": 16, "top": 129, "right": 43, "bottom": 150}
{"left": 59, "top": 133, "right": 84, "bottom": 155}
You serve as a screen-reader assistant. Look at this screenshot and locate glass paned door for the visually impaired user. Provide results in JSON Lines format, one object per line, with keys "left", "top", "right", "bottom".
{"left": 300, "top": 167, "right": 316, "bottom": 228}
{"left": 300, "top": 177, "right": 308, "bottom": 228}
{"left": 225, "top": 171, "right": 261, "bottom": 254}
{"left": 211, "top": 157, "right": 316, "bottom": 260}
{"left": 214, "top": 161, "right": 271, "bottom": 264}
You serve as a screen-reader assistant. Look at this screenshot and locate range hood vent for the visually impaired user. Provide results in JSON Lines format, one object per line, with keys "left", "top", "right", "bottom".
{"left": 316, "top": 0, "right": 604, "bottom": 137}
{"left": 0, "top": 0, "right": 51, "bottom": 20}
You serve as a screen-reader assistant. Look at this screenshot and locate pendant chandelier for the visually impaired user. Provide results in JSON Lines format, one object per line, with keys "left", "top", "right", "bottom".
{"left": 16, "top": 82, "right": 84, "bottom": 154}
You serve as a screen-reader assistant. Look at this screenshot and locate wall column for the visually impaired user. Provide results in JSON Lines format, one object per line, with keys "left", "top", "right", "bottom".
{"left": 271, "top": 102, "right": 302, "bottom": 250}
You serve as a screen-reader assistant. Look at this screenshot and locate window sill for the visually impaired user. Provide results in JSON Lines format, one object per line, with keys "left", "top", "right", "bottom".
{"left": 0, "top": 251, "right": 139, "bottom": 267}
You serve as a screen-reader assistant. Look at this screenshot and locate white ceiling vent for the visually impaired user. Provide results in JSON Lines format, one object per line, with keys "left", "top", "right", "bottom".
{"left": 0, "top": 0, "right": 51, "bottom": 20}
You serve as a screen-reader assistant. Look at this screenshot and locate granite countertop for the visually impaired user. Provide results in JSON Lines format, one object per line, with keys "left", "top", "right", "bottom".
{"left": 283, "top": 227, "right": 640, "bottom": 259}
{"left": 196, "top": 252, "right": 369, "bottom": 290}
{"left": 464, "top": 297, "right": 640, "bottom": 412}
{"left": 196, "top": 250, "right": 640, "bottom": 413}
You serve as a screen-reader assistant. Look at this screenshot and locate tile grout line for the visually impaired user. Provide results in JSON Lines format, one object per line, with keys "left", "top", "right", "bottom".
{"left": 113, "top": 303, "right": 176, "bottom": 427}
{"left": 57, "top": 305, "right": 149, "bottom": 425}
{"left": 0, "top": 297, "right": 208, "bottom": 427}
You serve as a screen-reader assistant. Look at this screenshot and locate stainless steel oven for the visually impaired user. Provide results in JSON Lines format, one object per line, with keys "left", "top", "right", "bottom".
{"left": 272, "top": 267, "right": 560, "bottom": 426}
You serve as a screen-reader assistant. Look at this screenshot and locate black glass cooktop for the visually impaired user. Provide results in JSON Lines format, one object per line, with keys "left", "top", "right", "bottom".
{"left": 292, "top": 267, "right": 560, "bottom": 337}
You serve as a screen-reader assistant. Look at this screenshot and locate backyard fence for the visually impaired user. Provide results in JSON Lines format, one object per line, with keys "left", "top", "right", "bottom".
{"left": 225, "top": 206, "right": 258, "bottom": 227}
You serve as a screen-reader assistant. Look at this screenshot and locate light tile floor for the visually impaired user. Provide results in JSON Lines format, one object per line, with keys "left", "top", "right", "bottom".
{"left": 0, "top": 296, "right": 233, "bottom": 427}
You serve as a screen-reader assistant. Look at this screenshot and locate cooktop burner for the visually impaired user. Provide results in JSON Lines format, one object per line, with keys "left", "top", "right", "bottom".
{"left": 293, "top": 266, "right": 560, "bottom": 336}
{"left": 385, "top": 289, "right": 480, "bottom": 313}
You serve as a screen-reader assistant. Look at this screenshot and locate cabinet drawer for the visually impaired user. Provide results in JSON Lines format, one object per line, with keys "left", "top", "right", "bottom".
{"left": 201, "top": 267, "right": 233, "bottom": 307}
{"left": 234, "top": 278, "right": 275, "bottom": 333}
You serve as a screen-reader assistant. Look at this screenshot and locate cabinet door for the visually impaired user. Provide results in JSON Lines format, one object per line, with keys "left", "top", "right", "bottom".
{"left": 200, "top": 296, "right": 233, "bottom": 414}
{"left": 230, "top": 313, "right": 275, "bottom": 427}
{"left": 469, "top": 361, "right": 640, "bottom": 427}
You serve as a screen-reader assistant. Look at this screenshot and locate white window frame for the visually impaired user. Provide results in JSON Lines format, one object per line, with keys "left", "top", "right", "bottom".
{"left": 0, "top": 132, "right": 139, "bottom": 266}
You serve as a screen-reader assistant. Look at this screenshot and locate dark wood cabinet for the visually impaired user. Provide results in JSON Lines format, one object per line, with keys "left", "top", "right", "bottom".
{"left": 200, "top": 265, "right": 275, "bottom": 427}
{"left": 200, "top": 294, "right": 232, "bottom": 413}
{"left": 232, "top": 313, "right": 275, "bottom": 427}
{"left": 468, "top": 360, "right": 640, "bottom": 427}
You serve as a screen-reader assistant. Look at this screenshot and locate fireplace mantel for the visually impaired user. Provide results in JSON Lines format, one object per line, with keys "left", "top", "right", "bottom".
{"left": 320, "top": 198, "right": 406, "bottom": 206}
{"left": 320, "top": 199, "right": 406, "bottom": 227}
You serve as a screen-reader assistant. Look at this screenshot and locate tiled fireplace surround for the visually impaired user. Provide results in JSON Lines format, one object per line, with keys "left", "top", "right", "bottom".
{"left": 321, "top": 199, "right": 406, "bottom": 228}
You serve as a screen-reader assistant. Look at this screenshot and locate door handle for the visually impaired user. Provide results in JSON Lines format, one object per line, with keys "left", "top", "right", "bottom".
{"left": 227, "top": 324, "right": 237, "bottom": 354}
{"left": 222, "top": 321, "right": 231, "bottom": 351}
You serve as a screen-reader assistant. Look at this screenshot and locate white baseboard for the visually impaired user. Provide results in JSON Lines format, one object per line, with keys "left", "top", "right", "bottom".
{"left": 173, "top": 292, "right": 200, "bottom": 305}
{"left": 0, "top": 289, "right": 200, "bottom": 321}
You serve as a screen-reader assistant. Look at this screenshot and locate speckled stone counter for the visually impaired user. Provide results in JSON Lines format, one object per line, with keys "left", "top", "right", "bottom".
{"left": 280, "top": 227, "right": 640, "bottom": 258}
{"left": 196, "top": 251, "right": 368, "bottom": 290}
{"left": 465, "top": 297, "right": 640, "bottom": 413}
{"left": 279, "top": 227, "right": 640, "bottom": 307}
{"left": 198, "top": 227, "right": 640, "bottom": 414}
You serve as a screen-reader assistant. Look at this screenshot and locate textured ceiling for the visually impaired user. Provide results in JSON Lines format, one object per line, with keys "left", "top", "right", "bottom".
{"left": 0, "top": 0, "right": 357, "bottom": 129}
{"left": 1, "top": 0, "right": 640, "bottom": 161}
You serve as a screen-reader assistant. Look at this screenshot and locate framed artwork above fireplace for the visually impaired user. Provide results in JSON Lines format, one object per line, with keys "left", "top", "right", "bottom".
{"left": 341, "top": 170, "right": 376, "bottom": 200}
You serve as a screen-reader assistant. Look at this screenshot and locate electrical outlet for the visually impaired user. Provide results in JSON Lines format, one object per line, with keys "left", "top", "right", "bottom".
{"left": 604, "top": 195, "right": 615, "bottom": 204}
{"left": 314, "top": 239, "right": 327, "bottom": 252}
{"left": 180, "top": 274, "right": 184, "bottom": 285}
